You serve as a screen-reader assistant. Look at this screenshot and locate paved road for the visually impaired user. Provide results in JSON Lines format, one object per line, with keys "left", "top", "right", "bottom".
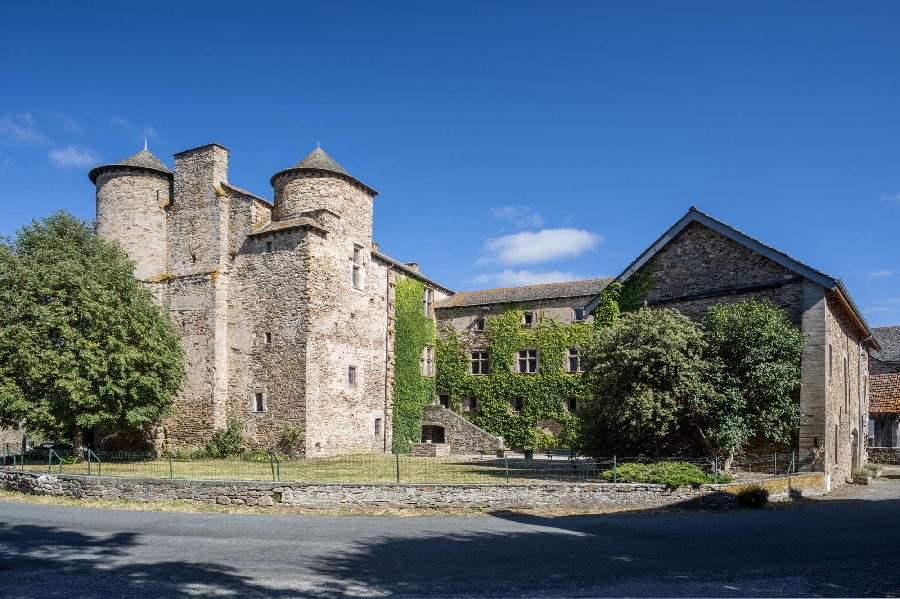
{"left": 1, "top": 478, "right": 900, "bottom": 598}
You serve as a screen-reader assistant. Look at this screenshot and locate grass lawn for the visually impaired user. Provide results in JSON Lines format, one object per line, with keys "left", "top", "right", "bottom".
{"left": 6, "top": 454, "right": 606, "bottom": 484}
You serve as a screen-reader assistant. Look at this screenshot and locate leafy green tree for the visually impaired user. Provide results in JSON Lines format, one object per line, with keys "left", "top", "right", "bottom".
{"left": 0, "top": 212, "right": 185, "bottom": 449}
{"left": 578, "top": 306, "right": 714, "bottom": 456}
{"left": 700, "top": 299, "right": 805, "bottom": 465}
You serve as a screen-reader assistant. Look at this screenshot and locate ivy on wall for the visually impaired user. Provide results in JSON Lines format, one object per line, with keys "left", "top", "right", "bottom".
{"left": 391, "top": 275, "right": 436, "bottom": 453}
{"left": 435, "top": 308, "right": 591, "bottom": 449}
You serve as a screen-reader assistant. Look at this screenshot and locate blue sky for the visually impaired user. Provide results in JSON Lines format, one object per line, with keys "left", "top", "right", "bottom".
{"left": 1, "top": 1, "right": 899, "bottom": 326}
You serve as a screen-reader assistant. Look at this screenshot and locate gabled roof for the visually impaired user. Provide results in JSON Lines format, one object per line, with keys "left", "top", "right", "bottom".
{"left": 872, "top": 326, "right": 900, "bottom": 365}
{"left": 584, "top": 207, "right": 877, "bottom": 348}
{"left": 88, "top": 149, "right": 173, "bottom": 183}
{"left": 270, "top": 147, "right": 377, "bottom": 196}
{"left": 870, "top": 371, "right": 900, "bottom": 413}
{"left": 438, "top": 278, "right": 612, "bottom": 309}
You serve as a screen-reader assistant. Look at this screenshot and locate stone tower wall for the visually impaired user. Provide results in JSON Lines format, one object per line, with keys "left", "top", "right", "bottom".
{"left": 273, "top": 172, "right": 374, "bottom": 247}
{"left": 95, "top": 169, "right": 170, "bottom": 281}
{"left": 302, "top": 230, "right": 391, "bottom": 456}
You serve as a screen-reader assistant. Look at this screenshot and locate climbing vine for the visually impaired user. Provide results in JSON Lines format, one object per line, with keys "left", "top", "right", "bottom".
{"left": 391, "top": 276, "right": 436, "bottom": 453}
{"left": 435, "top": 308, "right": 592, "bottom": 449}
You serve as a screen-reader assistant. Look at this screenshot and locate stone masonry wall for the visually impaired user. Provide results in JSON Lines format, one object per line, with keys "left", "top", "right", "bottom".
{"left": 868, "top": 448, "right": 900, "bottom": 465}
{"left": 0, "top": 469, "right": 825, "bottom": 510}
{"left": 643, "top": 221, "right": 805, "bottom": 324}
{"left": 420, "top": 406, "right": 504, "bottom": 454}
{"left": 95, "top": 169, "right": 171, "bottom": 281}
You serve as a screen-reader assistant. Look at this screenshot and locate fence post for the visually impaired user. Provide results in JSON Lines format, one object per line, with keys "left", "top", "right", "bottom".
{"left": 269, "top": 452, "right": 276, "bottom": 482}
{"left": 773, "top": 453, "right": 777, "bottom": 478}
{"left": 714, "top": 457, "right": 718, "bottom": 485}
{"left": 792, "top": 451, "right": 796, "bottom": 474}
{"left": 504, "top": 456, "right": 509, "bottom": 484}
{"left": 395, "top": 453, "right": 400, "bottom": 484}
{"left": 613, "top": 455, "right": 617, "bottom": 484}
{"left": 169, "top": 453, "right": 174, "bottom": 479}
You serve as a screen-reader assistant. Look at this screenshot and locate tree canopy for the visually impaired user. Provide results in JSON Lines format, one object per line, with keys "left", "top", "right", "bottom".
{"left": 0, "top": 211, "right": 185, "bottom": 445}
{"left": 578, "top": 300, "right": 805, "bottom": 459}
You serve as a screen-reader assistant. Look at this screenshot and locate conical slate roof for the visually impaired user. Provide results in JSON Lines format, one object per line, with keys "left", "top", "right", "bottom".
{"left": 270, "top": 146, "right": 377, "bottom": 196}
{"left": 293, "top": 147, "right": 348, "bottom": 176}
{"left": 88, "top": 148, "right": 173, "bottom": 184}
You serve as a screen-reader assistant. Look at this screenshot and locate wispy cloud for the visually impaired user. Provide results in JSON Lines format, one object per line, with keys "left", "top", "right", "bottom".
{"left": 881, "top": 192, "right": 900, "bottom": 207}
{"left": 0, "top": 113, "right": 51, "bottom": 145}
{"left": 112, "top": 116, "right": 157, "bottom": 143}
{"left": 477, "top": 228, "right": 602, "bottom": 266}
{"left": 52, "top": 113, "right": 83, "bottom": 133}
{"left": 865, "top": 306, "right": 895, "bottom": 314}
{"left": 471, "top": 270, "right": 592, "bottom": 287}
{"left": 49, "top": 145, "right": 101, "bottom": 168}
{"left": 491, "top": 206, "right": 544, "bottom": 228}
{"left": 0, "top": 158, "right": 17, "bottom": 174}
{"left": 867, "top": 270, "right": 892, "bottom": 278}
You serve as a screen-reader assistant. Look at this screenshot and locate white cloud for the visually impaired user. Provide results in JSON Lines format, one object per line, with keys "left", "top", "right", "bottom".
{"left": 49, "top": 145, "right": 101, "bottom": 168}
{"left": 881, "top": 192, "right": 900, "bottom": 206}
{"left": 491, "top": 206, "right": 544, "bottom": 228}
{"left": 867, "top": 270, "right": 892, "bottom": 278}
{"left": 477, "top": 228, "right": 602, "bottom": 266}
{"left": 0, "top": 113, "right": 50, "bottom": 145}
{"left": 471, "top": 269, "right": 591, "bottom": 287}
{"left": 112, "top": 116, "right": 157, "bottom": 142}
{"left": 865, "top": 306, "right": 895, "bottom": 313}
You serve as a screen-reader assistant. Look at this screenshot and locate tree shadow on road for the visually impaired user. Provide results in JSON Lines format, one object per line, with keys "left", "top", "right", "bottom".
{"left": 0, "top": 521, "right": 301, "bottom": 598}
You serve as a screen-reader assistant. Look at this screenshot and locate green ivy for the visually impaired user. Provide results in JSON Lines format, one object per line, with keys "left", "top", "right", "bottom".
{"left": 435, "top": 308, "right": 591, "bottom": 449}
{"left": 391, "top": 276, "right": 436, "bottom": 453}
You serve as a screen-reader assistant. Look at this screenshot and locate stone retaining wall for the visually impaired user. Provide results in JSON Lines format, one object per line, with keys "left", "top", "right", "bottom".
{"left": 868, "top": 448, "right": 900, "bottom": 465}
{"left": 0, "top": 468, "right": 825, "bottom": 510}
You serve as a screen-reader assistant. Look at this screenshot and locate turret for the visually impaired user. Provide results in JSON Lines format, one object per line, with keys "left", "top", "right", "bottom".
{"left": 270, "top": 147, "right": 378, "bottom": 246}
{"left": 89, "top": 144, "right": 172, "bottom": 281}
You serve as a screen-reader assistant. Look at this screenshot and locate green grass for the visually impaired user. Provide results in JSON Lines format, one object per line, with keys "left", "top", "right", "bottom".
{"left": 601, "top": 461, "right": 730, "bottom": 488}
{"left": 6, "top": 455, "right": 610, "bottom": 484}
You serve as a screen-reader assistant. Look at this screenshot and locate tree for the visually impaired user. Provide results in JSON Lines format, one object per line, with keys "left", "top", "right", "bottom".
{"left": 700, "top": 299, "right": 805, "bottom": 465}
{"left": 0, "top": 212, "right": 185, "bottom": 449}
{"left": 578, "top": 306, "right": 714, "bottom": 457}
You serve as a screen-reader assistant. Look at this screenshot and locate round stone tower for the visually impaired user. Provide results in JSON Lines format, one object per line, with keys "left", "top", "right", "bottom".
{"left": 270, "top": 147, "right": 378, "bottom": 245}
{"left": 89, "top": 145, "right": 173, "bottom": 281}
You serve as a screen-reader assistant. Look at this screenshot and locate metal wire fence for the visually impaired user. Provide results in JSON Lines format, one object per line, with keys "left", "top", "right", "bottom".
{"left": 1, "top": 448, "right": 824, "bottom": 485}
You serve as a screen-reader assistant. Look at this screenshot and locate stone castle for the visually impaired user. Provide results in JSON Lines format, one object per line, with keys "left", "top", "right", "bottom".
{"left": 90, "top": 143, "right": 453, "bottom": 456}
{"left": 88, "top": 142, "right": 881, "bottom": 487}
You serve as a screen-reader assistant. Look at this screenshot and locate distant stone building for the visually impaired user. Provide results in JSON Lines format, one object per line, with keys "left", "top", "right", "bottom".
{"left": 585, "top": 207, "right": 879, "bottom": 488}
{"left": 89, "top": 144, "right": 451, "bottom": 456}
{"left": 868, "top": 327, "right": 900, "bottom": 454}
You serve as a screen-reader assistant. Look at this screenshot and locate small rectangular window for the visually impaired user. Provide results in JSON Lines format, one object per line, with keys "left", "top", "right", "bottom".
{"left": 511, "top": 397, "right": 525, "bottom": 413}
{"left": 474, "top": 317, "right": 485, "bottom": 331}
{"left": 265, "top": 332, "right": 272, "bottom": 345}
{"left": 437, "top": 394, "right": 450, "bottom": 408}
{"left": 522, "top": 311, "right": 534, "bottom": 326}
{"left": 348, "top": 366, "right": 357, "bottom": 387}
{"left": 254, "top": 392, "right": 264, "bottom": 412}
{"left": 573, "top": 308, "right": 585, "bottom": 322}
{"left": 517, "top": 349, "right": 538, "bottom": 373}
{"left": 566, "top": 348, "right": 584, "bottom": 373}
{"left": 352, "top": 246, "right": 362, "bottom": 265}
{"left": 463, "top": 396, "right": 478, "bottom": 413}
{"left": 374, "top": 418, "right": 382, "bottom": 436}
{"left": 423, "top": 287, "right": 434, "bottom": 317}
{"left": 567, "top": 397, "right": 578, "bottom": 413}
{"left": 421, "top": 346, "right": 435, "bottom": 377}
{"left": 470, "top": 351, "right": 490, "bottom": 375}
{"left": 265, "top": 241, "right": 273, "bottom": 253}
{"left": 352, "top": 245, "right": 364, "bottom": 289}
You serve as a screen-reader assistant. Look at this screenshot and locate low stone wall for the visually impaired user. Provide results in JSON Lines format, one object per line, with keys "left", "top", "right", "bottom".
{"left": 868, "top": 448, "right": 900, "bottom": 465}
{"left": 0, "top": 468, "right": 825, "bottom": 510}
{"left": 421, "top": 406, "right": 503, "bottom": 454}
{"left": 410, "top": 443, "right": 451, "bottom": 457}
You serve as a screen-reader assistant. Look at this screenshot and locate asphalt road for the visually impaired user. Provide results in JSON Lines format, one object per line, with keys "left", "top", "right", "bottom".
{"left": 1, "top": 478, "right": 899, "bottom": 598}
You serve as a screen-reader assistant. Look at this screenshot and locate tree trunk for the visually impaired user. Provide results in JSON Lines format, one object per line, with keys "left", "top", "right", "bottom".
{"left": 72, "top": 425, "right": 84, "bottom": 457}
{"left": 723, "top": 452, "right": 734, "bottom": 473}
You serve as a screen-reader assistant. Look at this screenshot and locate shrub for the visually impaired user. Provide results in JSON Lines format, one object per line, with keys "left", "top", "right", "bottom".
{"left": 736, "top": 484, "right": 769, "bottom": 507}
{"left": 241, "top": 448, "right": 270, "bottom": 462}
{"left": 278, "top": 425, "right": 305, "bottom": 457}
{"left": 601, "top": 461, "right": 729, "bottom": 488}
{"left": 865, "top": 462, "right": 880, "bottom": 474}
{"left": 206, "top": 418, "right": 244, "bottom": 458}
{"left": 852, "top": 467, "right": 871, "bottom": 485}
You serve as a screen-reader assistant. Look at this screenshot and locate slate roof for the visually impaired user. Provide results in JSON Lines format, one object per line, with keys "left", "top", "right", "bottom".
{"left": 584, "top": 207, "right": 878, "bottom": 350}
{"left": 870, "top": 371, "right": 900, "bottom": 413}
{"left": 269, "top": 147, "right": 377, "bottom": 196}
{"left": 372, "top": 251, "right": 453, "bottom": 295}
{"left": 872, "top": 326, "right": 900, "bottom": 365}
{"left": 249, "top": 216, "right": 326, "bottom": 236}
{"left": 88, "top": 149, "right": 173, "bottom": 183}
{"left": 438, "top": 278, "right": 613, "bottom": 309}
